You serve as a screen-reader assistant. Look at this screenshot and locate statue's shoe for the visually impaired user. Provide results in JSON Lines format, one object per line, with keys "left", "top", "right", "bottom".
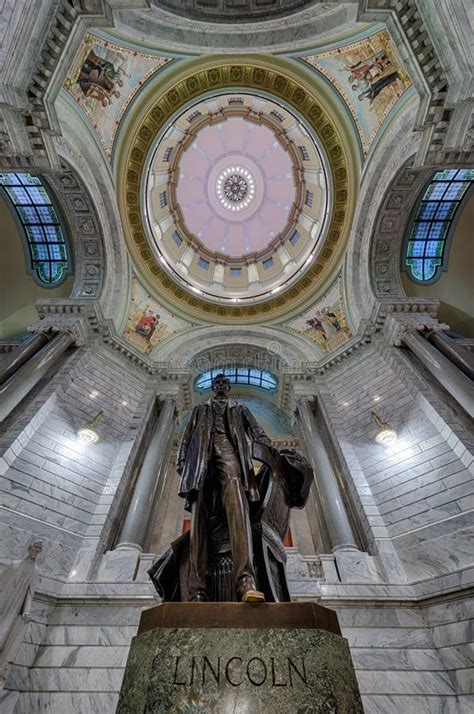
{"left": 189, "top": 592, "right": 209, "bottom": 602}
{"left": 241, "top": 588, "right": 265, "bottom": 603}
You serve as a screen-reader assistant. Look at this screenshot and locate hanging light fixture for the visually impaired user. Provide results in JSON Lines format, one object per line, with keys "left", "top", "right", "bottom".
{"left": 371, "top": 410, "right": 397, "bottom": 446}
{"left": 77, "top": 411, "right": 103, "bottom": 444}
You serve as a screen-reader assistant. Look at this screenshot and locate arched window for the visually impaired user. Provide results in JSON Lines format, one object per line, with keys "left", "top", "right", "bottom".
{"left": 404, "top": 168, "right": 473, "bottom": 283}
{"left": 194, "top": 367, "right": 278, "bottom": 392}
{"left": 0, "top": 172, "right": 71, "bottom": 286}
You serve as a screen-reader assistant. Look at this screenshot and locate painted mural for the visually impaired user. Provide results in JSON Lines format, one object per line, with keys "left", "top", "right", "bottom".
{"left": 302, "top": 30, "right": 412, "bottom": 154}
{"left": 64, "top": 34, "right": 171, "bottom": 155}
{"left": 281, "top": 274, "right": 352, "bottom": 355}
{"left": 122, "top": 275, "right": 196, "bottom": 356}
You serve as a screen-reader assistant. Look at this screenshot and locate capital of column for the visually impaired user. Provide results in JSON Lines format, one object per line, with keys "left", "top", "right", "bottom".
{"left": 290, "top": 381, "right": 316, "bottom": 418}
{"left": 383, "top": 311, "right": 449, "bottom": 347}
{"left": 152, "top": 380, "right": 184, "bottom": 416}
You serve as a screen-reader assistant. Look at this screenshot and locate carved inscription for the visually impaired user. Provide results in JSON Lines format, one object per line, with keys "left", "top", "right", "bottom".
{"left": 172, "top": 655, "right": 308, "bottom": 688}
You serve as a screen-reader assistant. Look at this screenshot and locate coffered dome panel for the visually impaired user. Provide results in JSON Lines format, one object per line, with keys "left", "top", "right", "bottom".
{"left": 144, "top": 93, "right": 330, "bottom": 304}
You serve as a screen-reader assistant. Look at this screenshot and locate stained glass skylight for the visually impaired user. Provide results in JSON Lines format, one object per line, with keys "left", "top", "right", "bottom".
{"left": 405, "top": 168, "right": 473, "bottom": 283}
{"left": 195, "top": 367, "right": 278, "bottom": 392}
{"left": 0, "top": 173, "right": 70, "bottom": 286}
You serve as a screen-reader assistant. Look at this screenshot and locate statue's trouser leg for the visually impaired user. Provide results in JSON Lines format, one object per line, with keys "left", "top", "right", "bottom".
{"left": 214, "top": 437, "right": 257, "bottom": 593}
{"left": 188, "top": 488, "right": 209, "bottom": 599}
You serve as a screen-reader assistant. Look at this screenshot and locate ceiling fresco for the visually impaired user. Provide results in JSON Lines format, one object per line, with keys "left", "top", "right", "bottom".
{"left": 279, "top": 271, "right": 353, "bottom": 357}
{"left": 64, "top": 33, "right": 172, "bottom": 156}
{"left": 121, "top": 272, "right": 198, "bottom": 356}
{"left": 302, "top": 29, "right": 413, "bottom": 154}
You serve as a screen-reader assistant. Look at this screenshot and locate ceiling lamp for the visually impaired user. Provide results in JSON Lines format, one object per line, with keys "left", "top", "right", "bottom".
{"left": 371, "top": 410, "right": 397, "bottom": 446}
{"left": 77, "top": 411, "right": 103, "bottom": 444}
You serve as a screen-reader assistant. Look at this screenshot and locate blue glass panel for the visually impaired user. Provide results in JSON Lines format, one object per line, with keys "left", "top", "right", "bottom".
{"left": 31, "top": 244, "right": 49, "bottom": 260}
{"left": 455, "top": 169, "right": 474, "bottom": 181}
{"left": 425, "top": 240, "right": 442, "bottom": 256}
{"left": 17, "top": 206, "right": 39, "bottom": 223}
{"left": 424, "top": 258, "right": 441, "bottom": 280}
{"left": 406, "top": 258, "right": 424, "bottom": 281}
{"left": 26, "top": 186, "right": 50, "bottom": 204}
{"left": 17, "top": 173, "right": 40, "bottom": 185}
{"left": 428, "top": 222, "right": 449, "bottom": 240}
{"left": 435, "top": 202, "right": 456, "bottom": 219}
{"left": 0, "top": 173, "right": 17, "bottom": 185}
{"left": 423, "top": 182, "right": 447, "bottom": 200}
{"left": 433, "top": 169, "right": 458, "bottom": 181}
{"left": 443, "top": 182, "right": 468, "bottom": 200}
{"left": 36, "top": 205, "right": 58, "bottom": 223}
{"left": 26, "top": 225, "right": 45, "bottom": 242}
{"left": 6, "top": 186, "right": 31, "bottom": 204}
{"left": 411, "top": 222, "right": 430, "bottom": 240}
{"left": 418, "top": 202, "right": 438, "bottom": 219}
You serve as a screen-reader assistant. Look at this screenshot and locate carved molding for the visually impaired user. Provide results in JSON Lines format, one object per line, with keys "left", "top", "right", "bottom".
{"left": 369, "top": 159, "right": 432, "bottom": 299}
{"left": 0, "top": 1, "right": 151, "bottom": 171}
{"left": 156, "top": 0, "right": 314, "bottom": 23}
{"left": 46, "top": 158, "right": 107, "bottom": 300}
{"left": 361, "top": 0, "right": 473, "bottom": 167}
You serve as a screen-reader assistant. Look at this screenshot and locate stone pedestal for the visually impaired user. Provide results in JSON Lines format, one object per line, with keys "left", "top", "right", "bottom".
{"left": 116, "top": 603, "right": 363, "bottom": 714}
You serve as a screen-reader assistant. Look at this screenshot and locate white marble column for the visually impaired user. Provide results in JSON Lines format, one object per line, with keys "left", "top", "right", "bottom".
{"left": 116, "top": 398, "right": 176, "bottom": 551}
{"left": 426, "top": 330, "right": 474, "bottom": 381}
{"left": 0, "top": 332, "right": 74, "bottom": 422}
{"left": 402, "top": 330, "right": 474, "bottom": 417}
{"left": 0, "top": 333, "right": 49, "bottom": 385}
{"left": 296, "top": 399, "right": 359, "bottom": 552}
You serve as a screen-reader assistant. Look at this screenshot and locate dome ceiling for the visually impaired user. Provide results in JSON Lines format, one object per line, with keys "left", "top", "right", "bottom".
{"left": 144, "top": 93, "right": 330, "bottom": 304}
{"left": 119, "top": 58, "right": 355, "bottom": 323}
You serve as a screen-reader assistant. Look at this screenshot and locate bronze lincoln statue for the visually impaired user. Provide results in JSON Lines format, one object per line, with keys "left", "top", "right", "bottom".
{"left": 148, "top": 373, "right": 313, "bottom": 603}
{"left": 176, "top": 373, "right": 277, "bottom": 603}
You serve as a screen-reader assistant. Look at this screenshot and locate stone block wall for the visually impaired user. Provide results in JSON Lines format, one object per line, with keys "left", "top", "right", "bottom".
{"left": 0, "top": 344, "right": 151, "bottom": 579}
{"left": 321, "top": 342, "right": 474, "bottom": 583}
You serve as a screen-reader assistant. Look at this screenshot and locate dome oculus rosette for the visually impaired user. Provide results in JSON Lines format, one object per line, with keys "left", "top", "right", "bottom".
{"left": 143, "top": 92, "right": 332, "bottom": 305}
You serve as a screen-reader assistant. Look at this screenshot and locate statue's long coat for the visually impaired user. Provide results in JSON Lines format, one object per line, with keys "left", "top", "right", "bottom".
{"left": 177, "top": 398, "right": 272, "bottom": 510}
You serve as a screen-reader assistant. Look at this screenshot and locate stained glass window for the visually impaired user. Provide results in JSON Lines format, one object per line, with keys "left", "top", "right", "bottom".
{"left": 0, "top": 172, "right": 70, "bottom": 286}
{"left": 405, "top": 168, "right": 473, "bottom": 283}
{"left": 195, "top": 367, "right": 277, "bottom": 392}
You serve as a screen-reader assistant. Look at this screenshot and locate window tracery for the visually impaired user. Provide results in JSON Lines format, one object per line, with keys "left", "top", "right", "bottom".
{"left": 195, "top": 367, "right": 277, "bottom": 392}
{"left": 404, "top": 168, "right": 473, "bottom": 283}
{"left": 0, "top": 172, "right": 71, "bottom": 286}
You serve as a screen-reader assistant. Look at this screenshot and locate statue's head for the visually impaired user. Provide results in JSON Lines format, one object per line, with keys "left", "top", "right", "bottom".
{"left": 28, "top": 541, "right": 43, "bottom": 560}
{"left": 212, "top": 373, "right": 231, "bottom": 397}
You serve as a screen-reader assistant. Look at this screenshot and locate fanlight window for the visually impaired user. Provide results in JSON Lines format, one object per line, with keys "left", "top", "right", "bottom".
{"left": 404, "top": 168, "right": 473, "bottom": 283}
{"left": 0, "top": 172, "right": 70, "bottom": 286}
{"left": 195, "top": 367, "right": 278, "bottom": 392}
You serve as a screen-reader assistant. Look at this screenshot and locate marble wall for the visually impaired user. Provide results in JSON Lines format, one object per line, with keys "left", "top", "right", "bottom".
{"left": 1, "top": 340, "right": 473, "bottom": 712}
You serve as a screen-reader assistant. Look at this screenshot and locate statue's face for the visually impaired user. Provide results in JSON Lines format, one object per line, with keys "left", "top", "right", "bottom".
{"left": 212, "top": 374, "right": 231, "bottom": 396}
{"left": 28, "top": 541, "right": 43, "bottom": 559}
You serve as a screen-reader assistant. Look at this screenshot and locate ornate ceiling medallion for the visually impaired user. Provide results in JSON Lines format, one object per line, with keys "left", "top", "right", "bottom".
{"left": 122, "top": 61, "right": 352, "bottom": 322}
{"left": 218, "top": 168, "right": 254, "bottom": 209}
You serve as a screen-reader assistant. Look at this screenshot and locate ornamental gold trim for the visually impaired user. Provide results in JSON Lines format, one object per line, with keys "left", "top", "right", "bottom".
{"left": 122, "top": 61, "right": 352, "bottom": 322}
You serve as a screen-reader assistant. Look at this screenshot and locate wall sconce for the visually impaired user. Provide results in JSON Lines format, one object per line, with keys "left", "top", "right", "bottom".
{"left": 77, "top": 411, "right": 103, "bottom": 444}
{"left": 371, "top": 410, "right": 397, "bottom": 446}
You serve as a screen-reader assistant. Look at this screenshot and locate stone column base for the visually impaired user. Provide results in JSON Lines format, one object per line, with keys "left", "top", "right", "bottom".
{"left": 116, "top": 603, "right": 363, "bottom": 713}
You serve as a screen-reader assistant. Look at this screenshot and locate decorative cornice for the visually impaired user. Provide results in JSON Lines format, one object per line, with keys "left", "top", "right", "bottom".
{"left": 121, "top": 59, "right": 353, "bottom": 323}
